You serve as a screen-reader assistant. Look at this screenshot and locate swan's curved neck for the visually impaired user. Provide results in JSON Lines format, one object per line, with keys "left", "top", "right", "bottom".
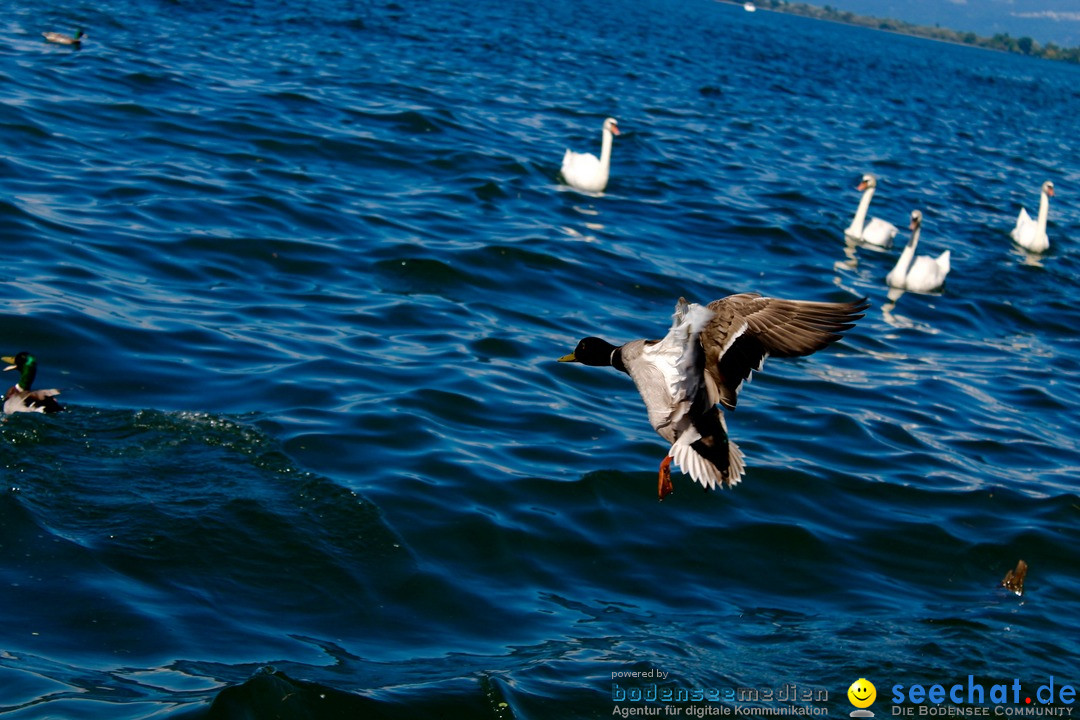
{"left": 850, "top": 186, "right": 874, "bottom": 234}
{"left": 890, "top": 225, "right": 919, "bottom": 281}
{"left": 599, "top": 128, "right": 614, "bottom": 172}
{"left": 1037, "top": 190, "right": 1051, "bottom": 231}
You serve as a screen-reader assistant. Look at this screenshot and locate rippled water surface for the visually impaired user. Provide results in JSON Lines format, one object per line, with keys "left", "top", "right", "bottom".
{"left": 2, "top": 0, "right": 1079, "bottom": 717}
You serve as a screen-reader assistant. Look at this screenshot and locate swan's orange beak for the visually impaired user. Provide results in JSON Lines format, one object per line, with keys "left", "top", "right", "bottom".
{"left": 1047, "top": 186, "right": 1055, "bottom": 197}
{"left": 611, "top": 124, "right": 620, "bottom": 136}
{"left": 856, "top": 182, "right": 868, "bottom": 192}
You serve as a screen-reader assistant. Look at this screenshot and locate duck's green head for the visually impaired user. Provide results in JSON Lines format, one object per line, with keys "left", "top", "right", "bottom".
{"left": 558, "top": 337, "right": 621, "bottom": 368}
{"left": 74, "top": 29, "right": 85, "bottom": 40}
{"left": 3, "top": 352, "right": 38, "bottom": 390}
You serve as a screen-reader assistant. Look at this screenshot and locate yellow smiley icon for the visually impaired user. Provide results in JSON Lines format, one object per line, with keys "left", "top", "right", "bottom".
{"left": 848, "top": 678, "right": 876, "bottom": 708}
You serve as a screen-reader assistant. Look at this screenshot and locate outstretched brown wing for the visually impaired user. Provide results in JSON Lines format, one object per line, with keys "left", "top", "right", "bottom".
{"left": 702, "top": 293, "right": 869, "bottom": 410}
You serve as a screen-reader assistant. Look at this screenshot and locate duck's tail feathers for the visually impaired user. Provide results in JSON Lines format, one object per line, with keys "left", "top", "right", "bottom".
{"left": 725, "top": 438, "right": 745, "bottom": 487}
{"left": 10, "top": 388, "right": 63, "bottom": 414}
{"left": 669, "top": 436, "right": 745, "bottom": 491}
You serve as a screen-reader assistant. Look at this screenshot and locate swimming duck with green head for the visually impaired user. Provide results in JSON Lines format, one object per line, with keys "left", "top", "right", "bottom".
{"left": 3, "top": 352, "right": 63, "bottom": 414}
{"left": 42, "top": 29, "right": 85, "bottom": 46}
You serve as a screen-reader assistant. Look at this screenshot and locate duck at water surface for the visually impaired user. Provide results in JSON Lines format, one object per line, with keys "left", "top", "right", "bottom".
{"left": 844, "top": 174, "right": 898, "bottom": 248}
{"left": 3, "top": 352, "right": 63, "bottom": 414}
{"left": 1010, "top": 180, "right": 1054, "bottom": 253}
{"left": 42, "top": 29, "right": 85, "bottom": 46}
{"left": 559, "top": 293, "right": 868, "bottom": 499}
{"left": 560, "top": 117, "right": 619, "bottom": 193}
{"left": 885, "top": 210, "right": 950, "bottom": 293}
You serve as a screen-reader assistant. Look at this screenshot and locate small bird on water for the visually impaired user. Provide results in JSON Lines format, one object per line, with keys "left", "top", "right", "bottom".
{"left": 42, "top": 29, "right": 85, "bottom": 46}
{"left": 3, "top": 352, "right": 63, "bottom": 414}
{"left": 559, "top": 293, "right": 869, "bottom": 499}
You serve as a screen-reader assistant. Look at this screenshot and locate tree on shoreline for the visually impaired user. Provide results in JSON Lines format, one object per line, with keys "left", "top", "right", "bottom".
{"left": 731, "top": 0, "right": 1080, "bottom": 64}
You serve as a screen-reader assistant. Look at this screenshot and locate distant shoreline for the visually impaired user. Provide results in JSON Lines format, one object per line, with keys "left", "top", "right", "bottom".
{"left": 726, "top": 0, "right": 1080, "bottom": 64}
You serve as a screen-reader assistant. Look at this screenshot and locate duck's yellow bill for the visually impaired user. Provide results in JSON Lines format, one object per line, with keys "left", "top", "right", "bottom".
{"left": 557, "top": 352, "right": 577, "bottom": 363}
{"left": 1, "top": 356, "right": 15, "bottom": 370}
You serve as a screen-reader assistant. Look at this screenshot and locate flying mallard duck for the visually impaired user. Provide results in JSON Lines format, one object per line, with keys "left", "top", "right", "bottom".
{"left": 3, "top": 352, "right": 63, "bottom": 414}
{"left": 559, "top": 293, "right": 869, "bottom": 499}
{"left": 42, "top": 29, "right": 85, "bottom": 46}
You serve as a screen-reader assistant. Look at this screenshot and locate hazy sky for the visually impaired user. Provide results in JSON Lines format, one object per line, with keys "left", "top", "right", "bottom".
{"left": 814, "top": 0, "right": 1080, "bottom": 47}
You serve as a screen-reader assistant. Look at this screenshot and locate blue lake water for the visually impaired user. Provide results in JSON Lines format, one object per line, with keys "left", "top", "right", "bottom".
{"left": 2, "top": 0, "right": 1079, "bottom": 717}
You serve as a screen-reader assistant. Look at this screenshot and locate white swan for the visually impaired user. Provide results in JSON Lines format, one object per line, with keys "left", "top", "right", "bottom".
{"left": 886, "top": 210, "right": 950, "bottom": 293}
{"left": 561, "top": 117, "right": 619, "bottom": 193}
{"left": 844, "top": 174, "right": 898, "bottom": 248}
{"left": 1010, "top": 180, "right": 1054, "bottom": 253}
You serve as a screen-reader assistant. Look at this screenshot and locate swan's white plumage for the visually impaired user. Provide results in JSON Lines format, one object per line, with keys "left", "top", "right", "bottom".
{"left": 886, "top": 210, "right": 950, "bottom": 293}
{"left": 1010, "top": 181, "right": 1054, "bottom": 253}
{"left": 560, "top": 117, "right": 619, "bottom": 193}
{"left": 861, "top": 217, "right": 899, "bottom": 247}
{"left": 844, "top": 173, "right": 897, "bottom": 247}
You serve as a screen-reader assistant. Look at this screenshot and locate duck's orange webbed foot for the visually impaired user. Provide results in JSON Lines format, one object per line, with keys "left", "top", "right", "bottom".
{"left": 658, "top": 456, "right": 674, "bottom": 501}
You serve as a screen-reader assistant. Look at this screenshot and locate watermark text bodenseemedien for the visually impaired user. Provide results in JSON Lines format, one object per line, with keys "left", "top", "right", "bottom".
{"left": 612, "top": 679, "right": 827, "bottom": 704}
